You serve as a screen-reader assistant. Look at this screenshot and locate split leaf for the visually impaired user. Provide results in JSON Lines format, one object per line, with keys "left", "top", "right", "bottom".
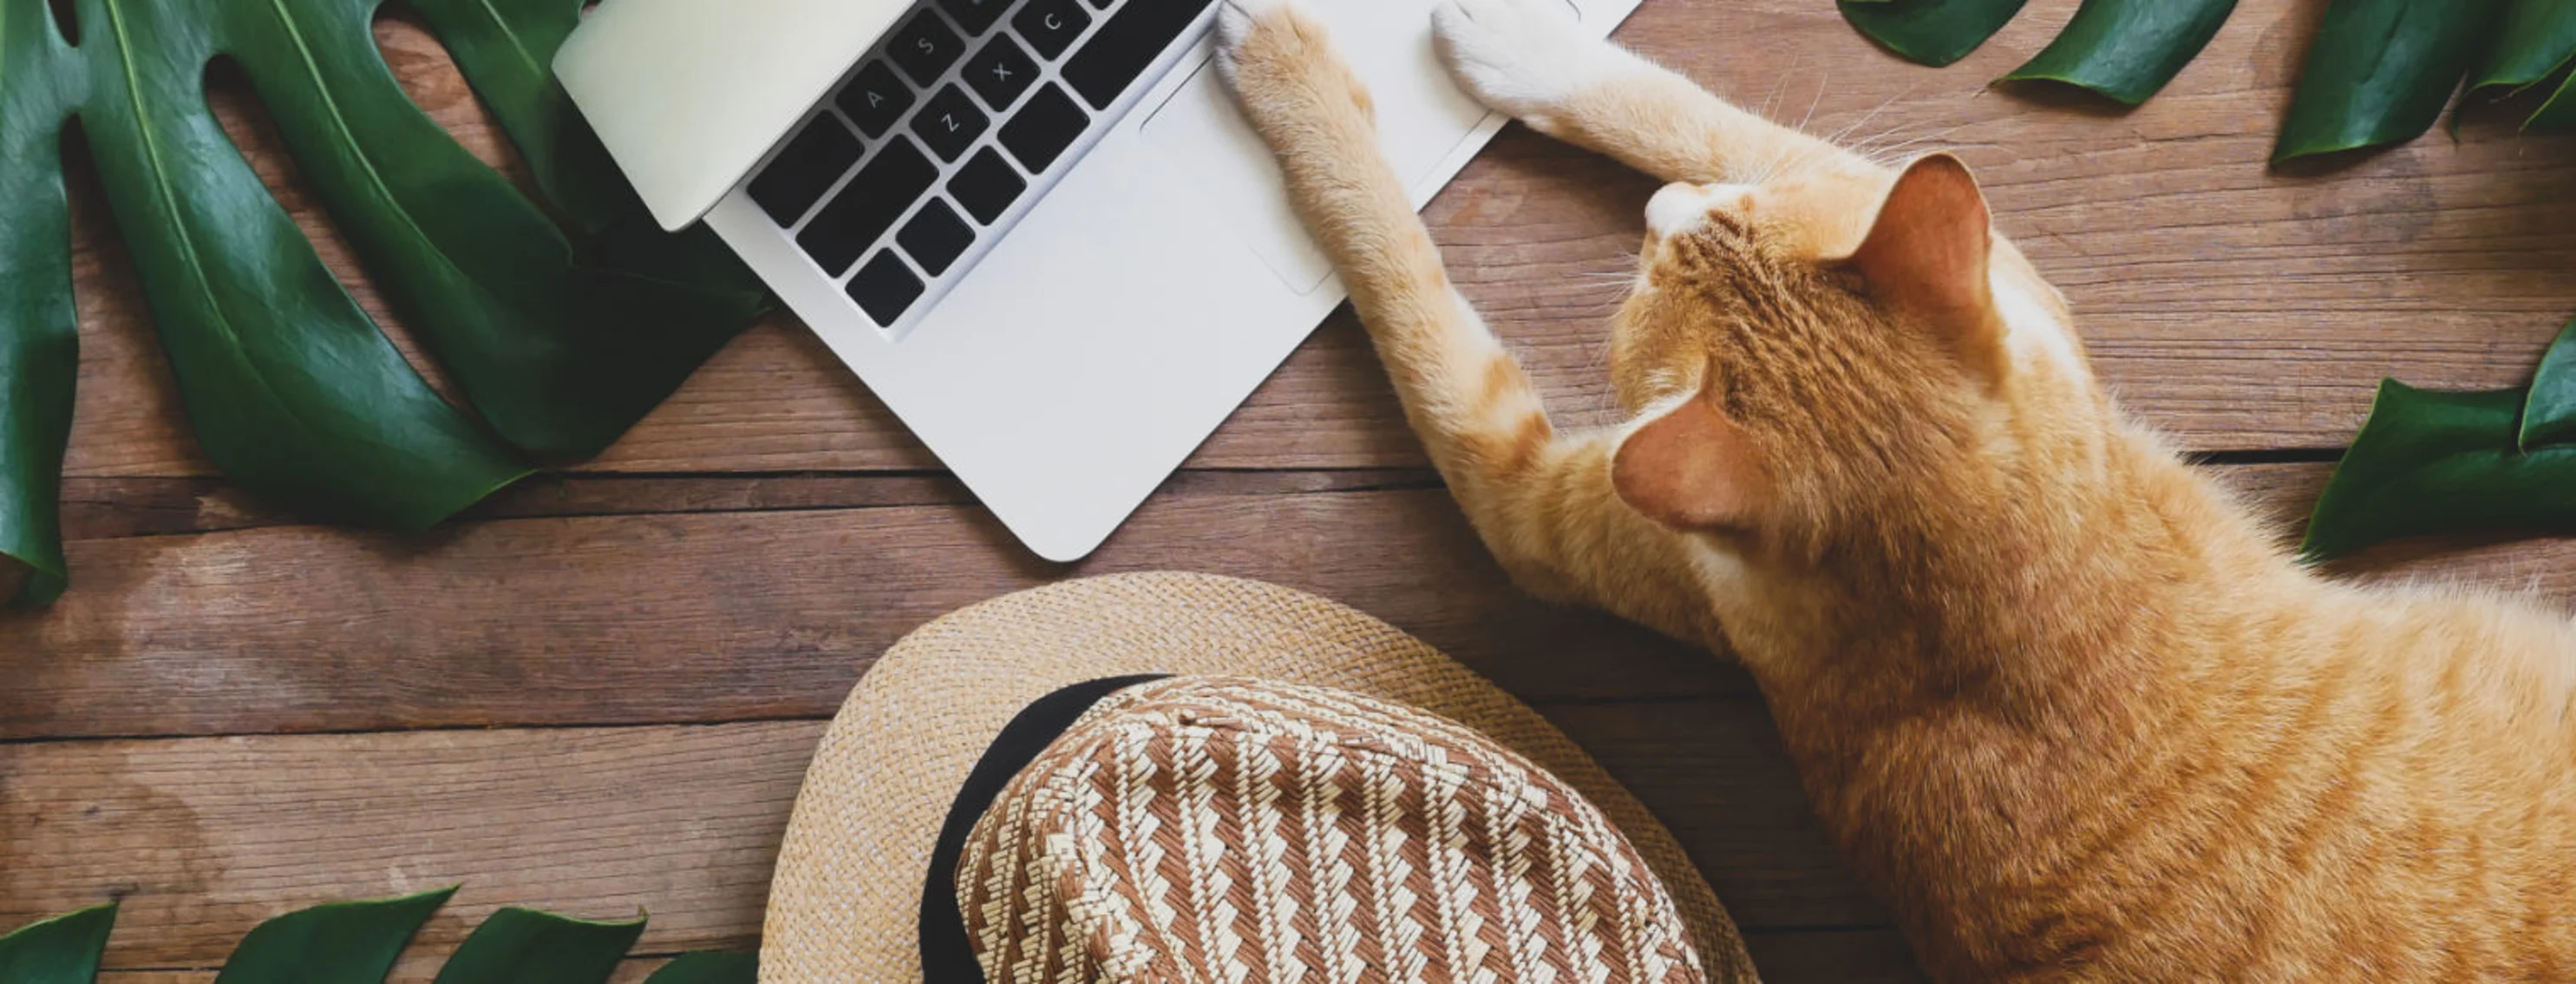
{"left": 0, "top": 0, "right": 90, "bottom": 607}
{"left": 2467, "top": 0, "right": 2576, "bottom": 95}
{"left": 2274, "top": 0, "right": 2510, "bottom": 163}
{"left": 5, "top": 891, "right": 751, "bottom": 982}
{"left": 2465, "top": 0, "right": 2576, "bottom": 131}
{"left": 644, "top": 953, "right": 762, "bottom": 984}
{"left": 1837, "top": 0, "right": 2029, "bottom": 68}
{"left": 2531, "top": 71, "right": 2576, "bottom": 130}
{"left": 215, "top": 887, "right": 455, "bottom": 984}
{"left": 2304, "top": 382, "right": 2576, "bottom": 559}
{"left": 2519, "top": 318, "right": 2576, "bottom": 449}
{"left": 0, "top": 905, "right": 117, "bottom": 984}
{"left": 1997, "top": 0, "right": 2239, "bottom": 105}
{"left": 431, "top": 907, "right": 646, "bottom": 984}
{"left": 0, "top": 0, "right": 772, "bottom": 607}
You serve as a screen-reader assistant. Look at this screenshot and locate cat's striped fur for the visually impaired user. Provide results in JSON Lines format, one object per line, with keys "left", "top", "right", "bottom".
{"left": 1216, "top": 0, "right": 2576, "bottom": 979}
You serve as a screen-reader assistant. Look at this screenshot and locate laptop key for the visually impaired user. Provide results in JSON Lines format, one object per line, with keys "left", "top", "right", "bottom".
{"left": 899, "top": 200, "right": 977, "bottom": 276}
{"left": 889, "top": 10, "right": 965, "bottom": 86}
{"left": 797, "top": 137, "right": 938, "bottom": 275}
{"left": 937, "top": 0, "right": 1012, "bottom": 36}
{"left": 1064, "top": 0, "right": 1215, "bottom": 108}
{"left": 998, "top": 83, "right": 1089, "bottom": 172}
{"left": 749, "top": 116, "right": 862, "bottom": 227}
{"left": 914, "top": 86, "right": 991, "bottom": 162}
{"left": 847, "top": 252, "right": 928, "bottom": 327}
{"left": 948, "top": 149, "right": 1028, "bottom": 225}
{"left": 964, "top": 34, "right": 1040, "bottom": 110}
{"left": 835, "top": 61, "right": 915, "bottom": 139}
{"left": 1013, "top": 0, "right": 1092, "bottom": 60}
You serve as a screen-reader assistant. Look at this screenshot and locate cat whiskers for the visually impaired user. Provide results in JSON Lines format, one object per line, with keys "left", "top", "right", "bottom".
{"left": 1747, "top": 83, "right": 1930, "bottom": 184}
{"left": 1849, "top": 120, "right": 1966, "bottom": 171}
{"left": 1567, "top": 248, "right": 1646, "bottom": 312}
{"left": 1753, "top": 54, "right": 1805, "bottom": 125}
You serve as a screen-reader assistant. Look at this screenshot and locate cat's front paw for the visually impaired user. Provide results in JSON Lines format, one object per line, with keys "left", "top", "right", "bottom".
{"left": 1432, "top": 0, "right": 1637, "bottom": 129}
{"left": 1214, "top": 0, "right": 1376, "bottom": 141}
{"left": 1213, "top": 0, "right": 1298, "bottom": 85}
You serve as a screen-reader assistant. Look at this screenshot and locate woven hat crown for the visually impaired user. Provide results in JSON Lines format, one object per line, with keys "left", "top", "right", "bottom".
{"left": 957, "top": 676, "right": 1710, "bottom": 983}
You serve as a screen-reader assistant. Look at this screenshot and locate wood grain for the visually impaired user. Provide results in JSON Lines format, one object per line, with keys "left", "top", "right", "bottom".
{"left": 0, "top": 486, "right": 1746, "bottom": 741}
{"left": 0, "top": 705, "right": 1894, "bottom": 971}
{"left": 47, "top": 0, "right": 2576, "bottom": 482}
{"left": 0, "top": 724, "right": 817, "bottom": 970}
{"left": 18, "top": 464, "right": 2576, "bottom": 742}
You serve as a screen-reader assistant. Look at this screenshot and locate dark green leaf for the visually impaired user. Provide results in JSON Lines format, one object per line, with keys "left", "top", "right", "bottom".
{"left": 2530, "top": 69, "right": 2576, "bottom": 130}
{"left": 0, "top": 0, "right": 82, "bottom": 607}
{"left": 431, "top": 907, "right": 644, "bottom": 984}
{"left": 2303, "top": 381, "right": 2576, "bottom": 559}
{"left": 644, "top": 953, "right": 760, "bottom": 984}
{"left": 0, "top": 904, "right": 117, "bottom": 984}
{"left": 0, "top": 0, "right": 773, "bottom": 602}
{"left": 1996, "top": 0, "right": 2239, "bottom": 105}
{"left": 2468, "top": 0, "right": 2576, "bottom": 95}
{"left": 2274, "top": 0, "right": 2509, "bottom": 163}
{"left": 75, "top": 0, "right": 535, "bottom": 528}
{"left": 214, "top": 886, "right": 454, "bottom": 984}
{"left": 1837, "top": 0, "right": 2029, "bottom": 68}
{"left": 2518, "top": 318, "right": 2576, "bottom": 449}
{"left": 212, "top": 0, "right": 764, "bottom": 460}
{"left": 402, "top": 0, "right": 625, "bottom": 234}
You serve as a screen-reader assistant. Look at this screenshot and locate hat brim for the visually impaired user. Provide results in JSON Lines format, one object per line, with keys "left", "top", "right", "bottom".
{"left": 761, "top": 572, "right": 1756, "bottom": 981}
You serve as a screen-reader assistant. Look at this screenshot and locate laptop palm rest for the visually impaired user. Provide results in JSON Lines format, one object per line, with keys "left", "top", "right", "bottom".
{"left": 1139, "top": 0, "right": 1581, "bottom": 294}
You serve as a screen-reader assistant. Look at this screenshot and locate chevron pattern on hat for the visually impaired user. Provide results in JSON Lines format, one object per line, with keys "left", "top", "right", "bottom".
{"left": 957, "top": 676, "right": 1709, "bottom": 983}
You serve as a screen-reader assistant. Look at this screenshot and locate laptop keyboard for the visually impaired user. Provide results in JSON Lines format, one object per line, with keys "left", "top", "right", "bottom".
{"left": 746, "top": 0, "right": 1220, "bottom": 329}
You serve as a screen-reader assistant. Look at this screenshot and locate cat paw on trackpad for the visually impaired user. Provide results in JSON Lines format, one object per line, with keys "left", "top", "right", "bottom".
{"left": 1213, "top": 0, "right": 1311, "bottom": 87}
{"left": 1432, "top": 0, "right": 1630, "bottom": 126}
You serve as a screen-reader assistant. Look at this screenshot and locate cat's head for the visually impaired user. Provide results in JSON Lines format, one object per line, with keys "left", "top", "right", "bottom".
{"left": 1605, "top": 154, "right": 2100, "bottom": 566}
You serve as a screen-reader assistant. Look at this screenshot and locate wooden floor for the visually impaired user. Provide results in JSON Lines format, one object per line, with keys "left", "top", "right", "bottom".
{"left": 8, "top": 0, "right": 2576, "bottom": 979}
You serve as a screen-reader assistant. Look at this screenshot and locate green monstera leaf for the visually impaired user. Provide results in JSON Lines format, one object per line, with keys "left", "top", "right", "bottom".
{"left": 1837, "top": 0, "right": 2030, "bottom": 68}
{"left": 0, "top": 891, "right": 756, "bottom": 984}
{"left": 0, "top": 905, "right": 116, "bottom": 984}
{"left": 1838, "top": 0, "right": 2573, "bottom": 139}
{"left": 644, "top": 953, "right": 763, "bottom": 984}
{"left": 1995, "top": 0, "right": 2239, "bottom": 106}
{"left": 0, "top": 0, "right": 771, "bottom": 607}
{"left": 2466, "top": 0, "right": 2576, "bottom": 131}
{"left": 2302, "top": 321, "right": 2576, "bottom": 559}
{"left": 2273, "top": 0, "right": 2509, "bottom": 162}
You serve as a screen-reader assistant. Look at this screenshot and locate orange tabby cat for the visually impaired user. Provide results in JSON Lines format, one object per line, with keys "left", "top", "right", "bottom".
{"left": 1216, "top": 0, "right": 2576, "bottom": 979}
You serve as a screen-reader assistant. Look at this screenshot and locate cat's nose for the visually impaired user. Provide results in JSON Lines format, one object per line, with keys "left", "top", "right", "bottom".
{"left": 1647, "top": 182, "right": 1727, "bottom": 238}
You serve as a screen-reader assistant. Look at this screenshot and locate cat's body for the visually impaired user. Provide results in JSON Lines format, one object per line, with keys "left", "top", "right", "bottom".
{"left": 1214, "top": 1, "right": 2576, "bottom": 979}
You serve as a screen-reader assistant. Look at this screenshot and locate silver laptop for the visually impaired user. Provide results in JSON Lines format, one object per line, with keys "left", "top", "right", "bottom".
{"left": 556, "top": 0, "right": 1642, "bottom": 561}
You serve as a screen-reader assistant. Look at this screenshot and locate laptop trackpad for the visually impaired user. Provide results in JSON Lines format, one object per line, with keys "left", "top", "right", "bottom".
{"left": 1140, "top": 0, "right": 1582, "bottom": 294}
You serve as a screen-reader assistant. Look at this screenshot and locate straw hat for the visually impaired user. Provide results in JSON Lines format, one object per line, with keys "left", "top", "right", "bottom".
{"left": 762, "top": 572, "right": 1757, "bottom": 981}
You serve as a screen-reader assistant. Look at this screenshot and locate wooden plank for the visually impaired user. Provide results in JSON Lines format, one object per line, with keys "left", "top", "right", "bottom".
{"left": 24, "top": 462, "right": 2576, "bottom": 741}
{"left": 50, "top": 0, "right": 2576, "bottom": 482}
{"left": 2, "top": 487, "right": 1750, "bottom": 741}
{"left": 49, "top": 469, "right": 1435, "bottom": 541}
{"left": 0, "top": 705, "right": 1889, "bottom": 967}
{"left": 0, "top": 724, "right": 814, "bottom": 971}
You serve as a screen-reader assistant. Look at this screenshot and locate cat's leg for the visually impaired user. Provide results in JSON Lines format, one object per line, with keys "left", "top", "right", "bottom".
{"left": 1217, "top": 0, "right": 1724, "bottom": 647}
{"left": 1430, "top": 0, "right": 1878, "bottom": 187}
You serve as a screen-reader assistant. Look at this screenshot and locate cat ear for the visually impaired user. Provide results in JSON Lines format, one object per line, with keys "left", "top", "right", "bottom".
{"left": 1612, "top": 390, "right": 1768, "bottom": 533}
{"left": 1841, "top": 154, "right": 2006, "bottom": 380}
